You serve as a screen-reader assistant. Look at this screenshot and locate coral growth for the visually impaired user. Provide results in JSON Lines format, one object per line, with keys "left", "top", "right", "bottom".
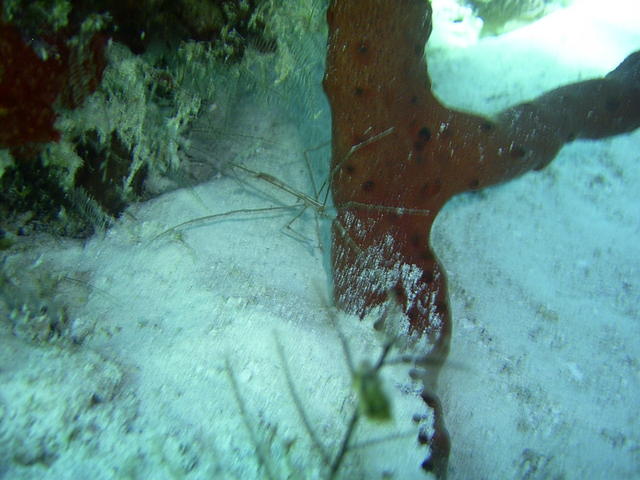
{"left": 0, "top": 24, "right": 67, "bottom": 148}
{"left": 71, "top": 0, "right": 273, "bottom": 58}
{"left": 0, "top": 0, "right": 327, "bottom": 237}
{"left": 464, "top": 0, "right": 573, "bottom": 35}
{"left": 0, "top": 22, "right": 106, "bottom": 153}
{"left": 0, "top": 9, "right": 109, "bottom": 235}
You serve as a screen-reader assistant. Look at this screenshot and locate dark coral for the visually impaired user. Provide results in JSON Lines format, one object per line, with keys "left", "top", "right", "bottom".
{"left": 0, "top": 0, "right": 277, "bottom": 238}
{"left": 0, "top": 23, "right": 67, "bottom": 148}
{"left": 0, "top": 5, "right": 108, "bottom": 235}
{"left": 73, "top": 130, "right": 145, "bottom": 218}
{"left": 71, "top": 0, "right": 273, "bottom": 58}
{"left": 0, "top": 19, "right": 106, "bottom": 153}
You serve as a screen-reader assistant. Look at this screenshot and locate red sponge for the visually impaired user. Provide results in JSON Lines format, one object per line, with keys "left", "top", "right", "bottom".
{"left": 323, "top": 0, "right": 639, "bottom": 475}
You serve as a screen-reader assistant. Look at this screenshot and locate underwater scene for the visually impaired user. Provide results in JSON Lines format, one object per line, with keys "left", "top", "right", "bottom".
{"left": 1, "top": 0, "right": 638, "bottom": 478}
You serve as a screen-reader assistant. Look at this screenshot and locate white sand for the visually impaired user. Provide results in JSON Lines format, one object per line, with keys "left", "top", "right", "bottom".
{"left": 430, "top": 0, "right": 640, "bottom": 478}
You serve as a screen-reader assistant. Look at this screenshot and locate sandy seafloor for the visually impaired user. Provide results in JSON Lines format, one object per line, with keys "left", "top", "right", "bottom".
{"left": 1, "top": 0, "right": 639, "bottom": 479}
